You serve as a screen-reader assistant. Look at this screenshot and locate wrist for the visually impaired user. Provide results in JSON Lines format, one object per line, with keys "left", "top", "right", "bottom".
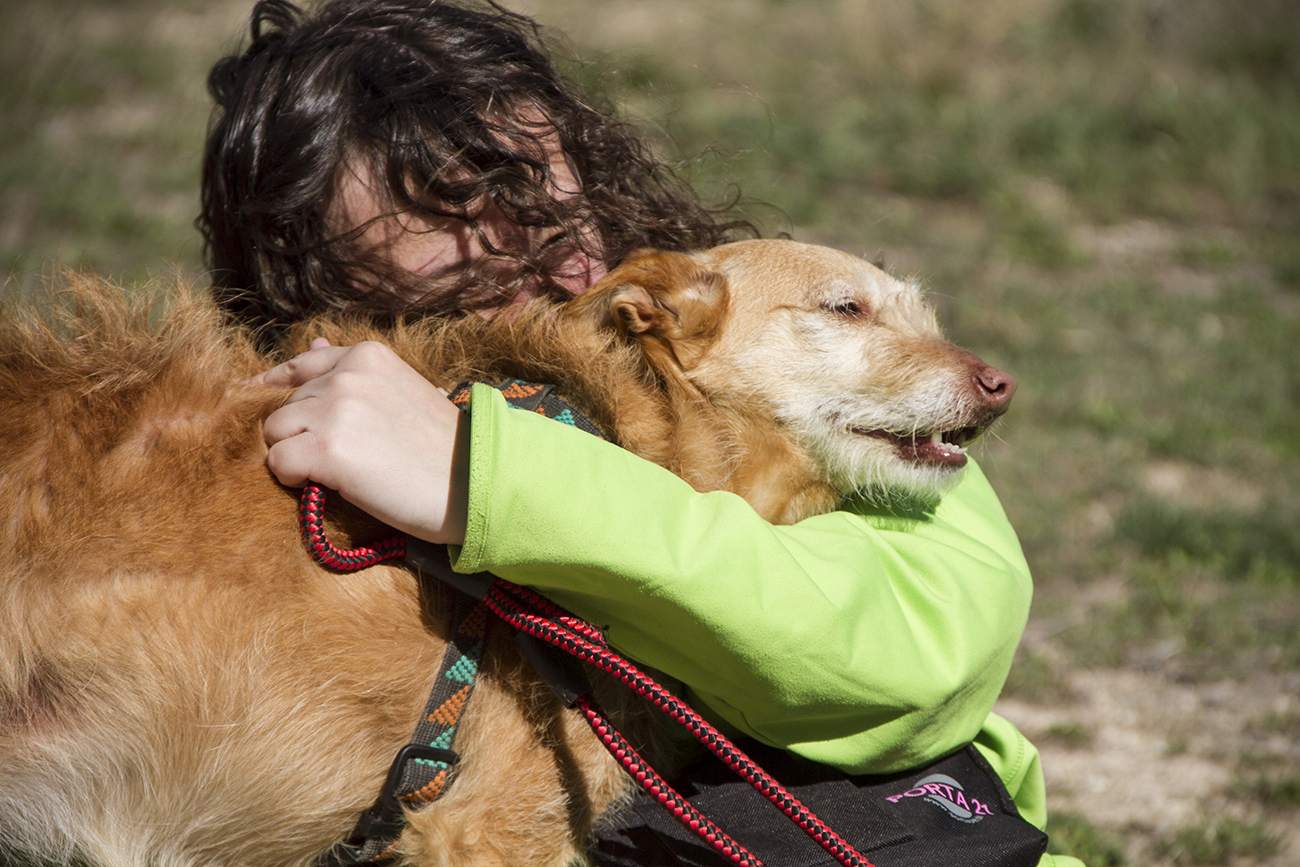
{"left": 436, "top": 408, "right": 471, "bottom": 545}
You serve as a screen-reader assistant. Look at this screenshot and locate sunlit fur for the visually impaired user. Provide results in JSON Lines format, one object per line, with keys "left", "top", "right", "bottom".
{"left": 681, "top": 240, "right": 1011, "bottom": 506}
{"left": 0, "top": 240, "right": 1011, "bottom": 867}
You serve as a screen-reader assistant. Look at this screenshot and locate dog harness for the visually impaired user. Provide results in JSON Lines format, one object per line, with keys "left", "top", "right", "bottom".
{"left": 308, "top": 380, "right": 590, "bottom": 867}
{"left": 309, "top": 582, "right": 485, "bottom": 866}
{"left": 304, "top": 380, "right": 1048, "bottom": 867}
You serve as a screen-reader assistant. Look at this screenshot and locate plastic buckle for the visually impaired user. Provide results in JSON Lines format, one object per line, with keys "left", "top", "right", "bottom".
{"left": 377, "top": 743, "right": 460, "bottom": 815}
{"left": 319, "top": 744, "right": 461, "bottom": 867}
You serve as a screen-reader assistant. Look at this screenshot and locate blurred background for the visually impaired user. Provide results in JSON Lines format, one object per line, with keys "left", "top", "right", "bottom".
{"left": 2, "top": 0, "right": 1297, "bottom": 863}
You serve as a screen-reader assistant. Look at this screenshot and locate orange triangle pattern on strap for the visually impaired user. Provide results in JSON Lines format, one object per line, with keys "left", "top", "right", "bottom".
{"left": 428, "top": 684, "right": 473, "bottom": 728}
{"left": 500, "top": 381, "right": 545, "bottom": 400}
{"left": 401, "top": 766, "right": 452, "bottom": 806}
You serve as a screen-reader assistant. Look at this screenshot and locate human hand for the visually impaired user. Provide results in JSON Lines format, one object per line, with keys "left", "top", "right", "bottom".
{"left": 248, "top": 338, "right": 469, "bottom": 545}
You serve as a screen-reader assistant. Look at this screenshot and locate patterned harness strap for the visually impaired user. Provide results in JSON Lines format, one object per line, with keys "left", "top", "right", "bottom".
{"left": 446, "top": 378, "right": 607, "bottom": 440}
{"left": 322, "top": 593, "right": 486, "bottom": 866}
{"left": 315, "top": 380, "right": 603, "bottom": 867}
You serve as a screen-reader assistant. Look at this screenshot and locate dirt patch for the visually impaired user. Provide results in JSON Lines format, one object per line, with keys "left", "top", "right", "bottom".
{"left": 998, "top": 665, "right": 1300, "bottom": 863}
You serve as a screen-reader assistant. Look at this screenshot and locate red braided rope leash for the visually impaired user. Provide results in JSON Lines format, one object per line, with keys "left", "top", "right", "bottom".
{"left": 481, "top": 580, "right": 876, "bottom": 867}
{"left": 576, "top": 697, "right": 759, "bottom": 865}
{"left": 299, "top": 484, "right": 407, "bottom": 569}
{"left": 300, "top": 483, "right": 874, "bottom": 867}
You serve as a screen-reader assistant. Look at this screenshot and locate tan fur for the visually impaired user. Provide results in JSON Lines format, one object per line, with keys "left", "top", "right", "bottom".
{"left": 0, "top": 240, "right": 1013, "bottom": 867}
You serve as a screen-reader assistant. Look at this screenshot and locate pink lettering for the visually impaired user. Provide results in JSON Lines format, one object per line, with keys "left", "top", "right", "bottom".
{"left": 970, "top": 798, "right": 994, "bottom": 817}
{"left": 886, "top": 787, "right": 929, "bottom": 803}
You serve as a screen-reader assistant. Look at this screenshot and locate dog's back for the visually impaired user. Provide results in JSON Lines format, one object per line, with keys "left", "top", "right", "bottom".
{"left": 0, "top": 276, "right": 625, "bottom": 867}
{"left": 0, "top": 242, "right": 1015, "bottom": 867}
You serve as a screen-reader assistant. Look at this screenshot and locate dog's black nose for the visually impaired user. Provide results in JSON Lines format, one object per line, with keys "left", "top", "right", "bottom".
{"left": 975, "top": 366, "right": 1017, "bottom": 409}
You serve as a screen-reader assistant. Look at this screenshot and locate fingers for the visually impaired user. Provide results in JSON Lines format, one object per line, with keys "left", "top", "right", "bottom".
{"left": 260, "top": 397, "right": 328, "bottom": 488}
{"left": 239, "top": 336, "right": 467, "bottom": 543}
{"left": 246, "top": 339, "right": 343, "bottom": 389}
{"left": 265, "top": 433, "right": 320, "bottom": 489}
{"left": 254, "top": 340, "right": 434, "bottom": 495}
{"left": 260, "top": 395, "right": 313, "bottom": 449}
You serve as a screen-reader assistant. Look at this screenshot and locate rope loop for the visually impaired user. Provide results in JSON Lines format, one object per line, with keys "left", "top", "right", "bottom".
{"left": 299, "top": 484, "right": 407, "bottom": 571}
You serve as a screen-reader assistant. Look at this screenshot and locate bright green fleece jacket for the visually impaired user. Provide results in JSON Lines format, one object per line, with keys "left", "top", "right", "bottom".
{"left": 451, "top": 385, "right": 1084, "bottom": 867}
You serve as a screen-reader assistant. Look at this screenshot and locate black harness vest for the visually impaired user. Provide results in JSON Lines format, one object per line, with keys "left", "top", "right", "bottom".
{"left": 594, "top": 738, "right": 1047, "bottom": 867}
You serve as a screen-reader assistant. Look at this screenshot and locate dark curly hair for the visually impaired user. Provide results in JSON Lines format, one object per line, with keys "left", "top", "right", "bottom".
{"left": 198, "top": 0, "right": 755, "bottom": 335}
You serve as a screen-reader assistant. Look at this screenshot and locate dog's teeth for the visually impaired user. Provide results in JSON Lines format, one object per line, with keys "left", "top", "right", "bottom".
{"left": 927, "top": 430, "right": 968, "bottom": 456}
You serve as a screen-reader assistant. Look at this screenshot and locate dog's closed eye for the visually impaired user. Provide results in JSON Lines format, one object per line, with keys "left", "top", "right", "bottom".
{"left": 822, "top": 300, "right": 871, "bottom": 320}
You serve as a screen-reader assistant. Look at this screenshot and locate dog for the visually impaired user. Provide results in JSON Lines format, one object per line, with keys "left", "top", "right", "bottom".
{"left": 0, "top": 239, "right": 1013, "bottom": 867}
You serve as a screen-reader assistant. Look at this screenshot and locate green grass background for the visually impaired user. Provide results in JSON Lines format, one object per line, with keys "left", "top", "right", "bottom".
{"left": 2, "top": 0, "right": 1298, "bottom": 864}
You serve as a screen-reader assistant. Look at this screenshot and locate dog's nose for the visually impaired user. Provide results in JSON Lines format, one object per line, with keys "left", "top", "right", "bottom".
{"left": 975, "top": 366, "right": 1017, "bottom": 409}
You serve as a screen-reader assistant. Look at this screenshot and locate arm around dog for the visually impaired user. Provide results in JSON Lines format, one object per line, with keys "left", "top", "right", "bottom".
{"left": 451, "top": 384, "right": 1032, "bottom": 773}
{"left": 448, "top": 386, "right": 1096, "bottom": 867}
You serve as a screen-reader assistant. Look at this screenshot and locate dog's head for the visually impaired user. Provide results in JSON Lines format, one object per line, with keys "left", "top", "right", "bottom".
{"left": 572, "top": 239, "right": 1015, "bottom": 505}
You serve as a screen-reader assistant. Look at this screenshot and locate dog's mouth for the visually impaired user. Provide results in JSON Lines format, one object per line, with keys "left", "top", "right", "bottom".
{"left": 851, "top": 426, "right": 983, "bottom": 468}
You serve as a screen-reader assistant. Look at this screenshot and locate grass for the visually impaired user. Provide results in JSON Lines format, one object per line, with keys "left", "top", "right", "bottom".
{"left": 1245, "top": 711, "right": 1300, "bottom": 737}
{"left": 1154, "top": 819, "right": 1285, "bottom": 865}
{"left": 1047, "top": 811, "right": 1128, "bottom": 867}
{"left": 0, "top": 0, "right": 230, "bottom": 287}
{"left": 1057, "top": 563, "right": 1300, "bottom": 676}
{"left": 999, "top": 646, "right": 1077, "bottom": 705}
{"left": 1237, "top": 773, "right": 1300, "bottom": 809}
{"left": 1040, "top": 720, "right": 1094, "bottom": 748}
{"left": 570, "top": 0, "right": 1300, "bottom": 231}
{"left": 3, "top": 0, "right": 1299, "bottom": 863}
{"left": 1116, "top": 498, "right": 1300, "bottom": 585}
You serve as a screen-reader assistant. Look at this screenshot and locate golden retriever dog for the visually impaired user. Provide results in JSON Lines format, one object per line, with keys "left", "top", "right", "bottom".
{"left": 0, "top": 239, "right": 1013, "bottom": 867}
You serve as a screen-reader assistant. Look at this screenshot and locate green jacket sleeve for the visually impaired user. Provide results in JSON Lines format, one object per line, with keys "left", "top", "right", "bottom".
{"left": 451, "top": 387, "right": 1088, "bottom": 865}
{"left": 451, "top": 385, "right": 1031, "bottom": 773}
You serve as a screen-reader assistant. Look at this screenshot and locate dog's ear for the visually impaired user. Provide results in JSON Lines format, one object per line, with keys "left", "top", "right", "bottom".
{"left": 598, "top": 250, "right": 728, "bottom": 372}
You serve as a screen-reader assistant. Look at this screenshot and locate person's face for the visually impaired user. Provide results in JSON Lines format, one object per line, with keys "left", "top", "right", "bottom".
{"left": 330, "top": 133, "right": 606, "bottom": 304}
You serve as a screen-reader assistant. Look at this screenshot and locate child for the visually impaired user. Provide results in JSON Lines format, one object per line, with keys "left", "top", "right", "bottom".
{"left": 199, "top": 0, "right": 750, "bottom": 338}
{"left": 201, "top": 1, "right": 1082, "bottom": 864}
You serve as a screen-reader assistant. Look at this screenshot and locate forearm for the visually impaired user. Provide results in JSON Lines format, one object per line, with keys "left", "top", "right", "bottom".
{"left": 452, "top": 385, "right": 1032, "bottom": 772}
